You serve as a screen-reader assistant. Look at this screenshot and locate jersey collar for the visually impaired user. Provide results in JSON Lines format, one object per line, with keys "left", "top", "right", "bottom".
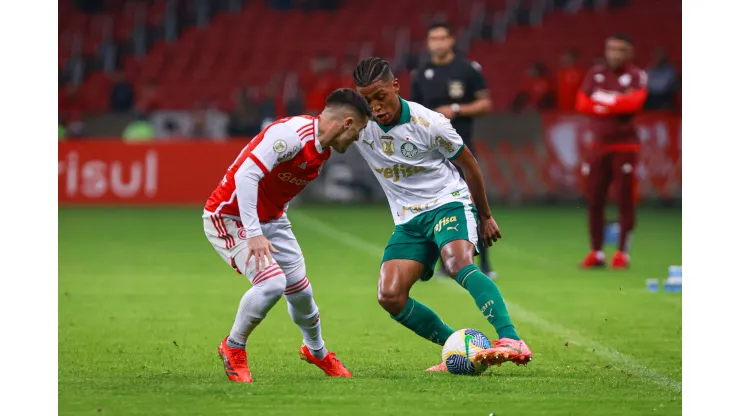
{"left": 375, "top": 97, "right": 411, "bottom": 133}
{"left": 313, "top": 117, "right": 324, "bottom": 153}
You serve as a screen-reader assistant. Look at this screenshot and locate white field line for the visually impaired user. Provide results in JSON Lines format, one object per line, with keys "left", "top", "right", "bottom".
{"left": 290, "top": 212, "right": 681, "bottom": 394}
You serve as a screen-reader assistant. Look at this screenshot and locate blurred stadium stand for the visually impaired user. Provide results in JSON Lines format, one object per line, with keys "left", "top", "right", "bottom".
{"left": 58, "top": 0, "right": 681, "bottom": 205}
{"left": 59, "top": 0, "right": 681, "bottom": 117}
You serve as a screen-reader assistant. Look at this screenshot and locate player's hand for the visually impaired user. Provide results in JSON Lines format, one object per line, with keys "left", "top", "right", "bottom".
{"left": 246, "top": 235, "right": 279, "bottom": 273}
{"left": 478, "top": 215, "right": 502, "bottom": 248}
{"left": 435, "top": 105, "right": 456, "bottom": 120}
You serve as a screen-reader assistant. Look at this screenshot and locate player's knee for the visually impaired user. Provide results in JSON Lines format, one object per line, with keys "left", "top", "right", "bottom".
{"left": 445, "top": 258, "right": 473, "bottom": 278}
{"left": 377, "top": 289, "right": 407, "bottom": 316}
{"left": 255, "top": 272, "right": 287, "bottom": 299}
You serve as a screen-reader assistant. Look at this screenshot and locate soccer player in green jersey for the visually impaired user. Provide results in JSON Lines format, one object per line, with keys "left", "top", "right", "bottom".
{"left": 352, "top": 57, "right": 532, "bottom": 371}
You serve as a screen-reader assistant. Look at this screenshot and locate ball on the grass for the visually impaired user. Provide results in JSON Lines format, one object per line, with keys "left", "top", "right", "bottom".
{"left": 442, "top": 328, "right": 491, "bottom": 375}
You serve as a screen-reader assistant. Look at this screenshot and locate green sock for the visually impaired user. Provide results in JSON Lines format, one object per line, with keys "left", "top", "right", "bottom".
{"left": 455, "top": 264, "right": 520, "bottom": 340}
{"left": 392, "top": 298, "right": 455, "bottom": 346}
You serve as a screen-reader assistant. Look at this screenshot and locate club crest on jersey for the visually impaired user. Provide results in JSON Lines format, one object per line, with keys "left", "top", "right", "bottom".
{"left": 619, "top": 73, "right": 632, "bottom": 87}
{"left": 400, "top": 141, "right": 418, "bottom": 158}
{"left": 380, "top": 136, "right": 395, "bottom": 156}
{"left": 238, "top": 228, "right": 248, "bottom": 240}
{"left": 448, "top": 80, "right": 464, "bottom": 99}
{"left": 273, "top": 139, "right": 287, "bottom": 153}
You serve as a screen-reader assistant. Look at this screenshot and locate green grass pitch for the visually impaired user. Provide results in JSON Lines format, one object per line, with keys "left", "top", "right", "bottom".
{"left": 59, "top": 205, "right": 681, "bottom": 415}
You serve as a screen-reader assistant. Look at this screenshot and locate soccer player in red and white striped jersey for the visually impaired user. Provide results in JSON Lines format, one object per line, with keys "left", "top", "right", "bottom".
{"left": 203, "top": 89, "right": 371, "bottom": 383}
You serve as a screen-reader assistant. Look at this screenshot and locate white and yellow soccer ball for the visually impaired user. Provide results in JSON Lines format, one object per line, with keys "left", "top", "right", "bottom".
{"left": 442, "top": 328, "right": 492, "bottom": 376}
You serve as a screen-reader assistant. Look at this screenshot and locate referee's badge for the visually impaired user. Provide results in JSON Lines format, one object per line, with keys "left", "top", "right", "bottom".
{"left": 448, "top": 80, "right": 464, "bottom": 99}
{"left": 424, "top": 69, "right": 434, "bottom": 79}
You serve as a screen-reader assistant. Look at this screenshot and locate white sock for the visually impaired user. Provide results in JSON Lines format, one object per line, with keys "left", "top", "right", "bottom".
{"left": 228, "top": 269, "right": 286, "bottom": 348}
{"left": 284, "top": 276, "right": 326, "bottom": 358}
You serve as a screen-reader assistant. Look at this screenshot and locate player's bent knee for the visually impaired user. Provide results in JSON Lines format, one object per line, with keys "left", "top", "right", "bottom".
{"left": 254, "top": 272, "right": 287, "bottom": 299}
{"left": 377, "top": 290, "right": 407, "bottom": 316}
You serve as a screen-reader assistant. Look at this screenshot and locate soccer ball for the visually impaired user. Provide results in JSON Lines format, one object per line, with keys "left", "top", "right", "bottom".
{"left": 442, "top": 329, "right": 492, "bottom": 376}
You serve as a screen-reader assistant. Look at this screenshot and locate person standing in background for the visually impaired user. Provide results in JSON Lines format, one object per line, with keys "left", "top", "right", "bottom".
{"left": 556, "top": 49, "right": 585, "bottom": 111}
{"left": 576, "top": 33, "right": 648, "bottom": 269}
{"left": 410, "top": 22, "right": 496, "bottom": 279}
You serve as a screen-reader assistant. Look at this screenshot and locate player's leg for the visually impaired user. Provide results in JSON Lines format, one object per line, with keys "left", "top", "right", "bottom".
{"left": 610, "top": 152, "right": 639, "bottom": 269}
{"left": 203, "top": 214, "right": 285, "bottom": 383}
{"left": 434, "top": 202, "right": 531, "bottom": 366}
{"left": 204, "top": 215, "right": 287, "bottom": 383}
{"left": 270, "top": 215, "right": 351, "bottom": 377}
{"left": 380, "top": 226, "right": 455, "bottom": 347}
{"left": 581, "top": 152, "right": 613, "bottom": 268}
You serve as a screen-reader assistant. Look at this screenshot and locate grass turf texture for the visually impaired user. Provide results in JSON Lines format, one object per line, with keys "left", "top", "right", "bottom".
{"left": 59, "top": 205, "right": 681, "bottom": 416}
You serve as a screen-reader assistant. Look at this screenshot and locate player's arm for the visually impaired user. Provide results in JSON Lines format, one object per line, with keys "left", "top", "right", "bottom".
{"left": 458, "top": 61, "right": 492, "bottom": 117}
{"left": 233, "top": 123, "right": 300, "bottom": 271}
{"left": 591, "top": 70, "right": 649, "bottom": 114}
{"left": 576, "top": 67, "right": 606, "bottom": 115}
{"left": 431, "top": 118, "right": 501, "bottom": 246}
{"left": 577, "top": 68, "right": 648, "bottom": 115}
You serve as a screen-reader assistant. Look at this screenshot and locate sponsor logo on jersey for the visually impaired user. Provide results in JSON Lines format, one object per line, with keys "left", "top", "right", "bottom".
{"left": 400, "top": 199, "right": 439, "bottom": 217}
{"left": 435, "top": 136, "right": 456, "bottom": 154}
{"left": 411, "top": 116, "right": 430, "bottom": 127}
{"left": 374, "top": 164, "right": 426, "bottom": 182}
{"left": 400, "top": 142, "right": 419, "bottom": 158}
{"left": 452, "top": 191, "right": 460, "bottom": 197}
{"left": 434, "top": 215, "right": 457, "bottom": 233}
{"left": 448, "top": 80, "right": 465, "bottom": 99}
{"left": 277, "top": 145, "right": 300, "bottom": 163}
{"left": 362, "top": 139, "right": 375, "bottom": 150}
{"left": 380, "top": 136, "right": 395, "bottom": 156}
{"left": 277, "top": 172, "right": 309, "bottom": 186}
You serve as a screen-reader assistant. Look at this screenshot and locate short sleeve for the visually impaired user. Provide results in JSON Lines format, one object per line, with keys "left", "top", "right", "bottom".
{"left": 249, "top": 123, "right": 302, "bottom": 173}
{"left": 430, "top": 115, "right": 465, "bottom": 160}
{"left": 468, "top": 61, "right": 487, "bottom": 94}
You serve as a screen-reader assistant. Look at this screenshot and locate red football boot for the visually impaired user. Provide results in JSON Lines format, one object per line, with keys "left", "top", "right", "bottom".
{"left": 299, "top": 344, "right": 352, "bottom": 377}
{"left": 218, "top": 336, "right": 253, "bottom": 383}
{"left": 611, "top": 251, "right": 630, "bottom": 269}
{"left": 473, "top": 338, "right": 533, "bottom": 367}
{"left": 425, "top": 361, "right": 448, "bottom": 372}
{"left": 579, "top": 250, "right": 605, "bottom": 268}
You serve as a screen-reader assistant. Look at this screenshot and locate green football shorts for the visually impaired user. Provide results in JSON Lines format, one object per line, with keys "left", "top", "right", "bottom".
{"left": 381, "top": 201, "right": 479, "bottom": 281}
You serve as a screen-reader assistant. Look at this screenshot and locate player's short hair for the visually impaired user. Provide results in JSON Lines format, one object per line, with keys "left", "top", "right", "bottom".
{"left": 353, "top": 57, "right": 393, "bottom": 88}
{"left": 609, "top": 33, "right": 633, "bottom": 45}
{"left": 427, "top": 21, "right": 452, "bottom": 36}
{"left": 325, "top": 88, "right": 372, "bottom": 118}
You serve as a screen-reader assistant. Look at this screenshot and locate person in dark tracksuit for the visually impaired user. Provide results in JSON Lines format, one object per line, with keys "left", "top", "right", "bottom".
{"left": 410, "top": 22, "right": 497, "bottom": 279}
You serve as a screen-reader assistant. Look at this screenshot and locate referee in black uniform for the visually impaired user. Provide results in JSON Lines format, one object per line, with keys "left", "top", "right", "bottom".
{"left": 410, "top": 22, "right": 497, "bottom": 279}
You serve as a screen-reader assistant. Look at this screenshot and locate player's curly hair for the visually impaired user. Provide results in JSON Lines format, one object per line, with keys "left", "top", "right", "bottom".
{"left": 325, "top": 88, "right": 372, "bottom": 118}
{"left": 353, "top": 57, "right": 393, "bottom": 87}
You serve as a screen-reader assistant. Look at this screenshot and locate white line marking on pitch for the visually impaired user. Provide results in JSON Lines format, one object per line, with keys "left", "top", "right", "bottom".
{"left": 290, "top": 211, "right": 682, "bottom": 394}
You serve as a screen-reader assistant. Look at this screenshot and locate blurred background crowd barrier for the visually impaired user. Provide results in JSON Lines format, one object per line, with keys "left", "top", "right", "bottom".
{"left": 58, "top": 0, "right": 681, "bottom": 206}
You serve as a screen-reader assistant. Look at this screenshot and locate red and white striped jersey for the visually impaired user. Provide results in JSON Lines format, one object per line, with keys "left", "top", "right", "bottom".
{"left": 204, "top": 116, "right": 330, "bottom": 230}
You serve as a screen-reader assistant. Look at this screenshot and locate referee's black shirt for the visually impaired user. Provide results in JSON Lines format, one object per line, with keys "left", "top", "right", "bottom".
{"left": 410, "top": 56, "right": 487, "bottom": 146}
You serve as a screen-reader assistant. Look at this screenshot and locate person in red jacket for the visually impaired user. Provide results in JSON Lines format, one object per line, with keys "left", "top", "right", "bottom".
{"left": 576, "top": 33, "right": 648, "bottom": 269}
